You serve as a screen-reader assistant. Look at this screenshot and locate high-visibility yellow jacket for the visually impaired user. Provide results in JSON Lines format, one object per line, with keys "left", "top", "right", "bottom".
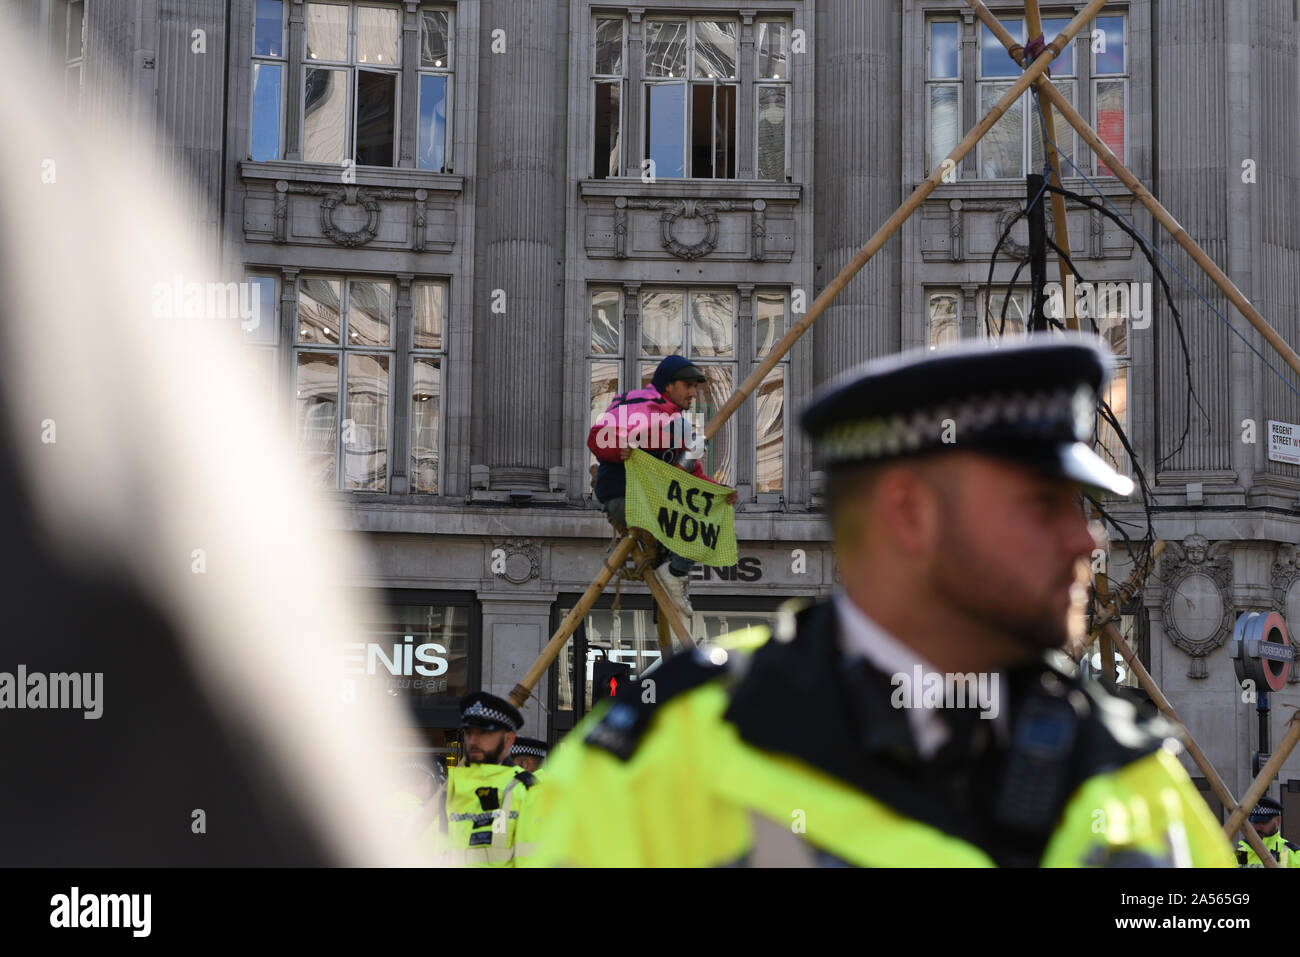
{"left": 532, "top": 601, "right": 1234, "bottom": 868}
{"left": 434, "top": 763, "right": 536, "bottom": 867}
{"left": 390, "top": 789, "right": 439, "bottom": 862}
{"left": 1235, "top": 832, "right": 1300, "bottom": 868}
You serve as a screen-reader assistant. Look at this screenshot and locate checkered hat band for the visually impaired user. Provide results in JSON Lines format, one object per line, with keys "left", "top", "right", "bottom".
{"left": 816, "top": 386, "right": 1089, "bottom": 464}
{"left": 462, "top": 701, "right": 517, "bottom": 728}
{"left": 512, "top": 744, "right": 547, "bottom": 758}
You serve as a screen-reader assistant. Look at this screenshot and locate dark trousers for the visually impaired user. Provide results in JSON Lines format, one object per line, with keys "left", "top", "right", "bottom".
{"left": 603, "top": 497, "right": 693, "bottom": 576}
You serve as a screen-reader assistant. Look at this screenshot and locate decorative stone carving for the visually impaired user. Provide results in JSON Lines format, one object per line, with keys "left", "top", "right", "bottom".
{"left": 613, "top": 196, "right": 628, "bottom": 258}
{"left": 493, "top": 539, "right": 541, "bottom": 585}
{"left": 948, "top": 198, "right": 963, "bottom": 261}
{"left": 1160, "top": 535, "right": 1235, "bottom": 678}
{"left": 1271, "top": 544, "right": 1300, "bottom": 682}
{"left": 751, "top": 199, "right": 766, "bottom": 262}
{"left": 319, "top": 186, "right": 381, "bottom": 247}
{"left": 412, "top": 189, "right": 428, "bottom": 252}
{"left": 659, "top": 199, "right": 721, "bottom": 260}
{"left": 270, "top": 180, "right": 434, "bottom": 248}
{"left": 992, "top": 202, "right": 1054, "bottom": 259}
{"left": 613, "top": 197, "right": 739, "bottom": 260}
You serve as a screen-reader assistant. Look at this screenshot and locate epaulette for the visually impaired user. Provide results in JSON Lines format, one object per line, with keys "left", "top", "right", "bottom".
{"left": 513, "top": 769, "right": 537, "bottom": 789}
{"left": 1285, "top": 840, "right": 1299, "bottom": 853}
{"left": 583, "top": 649, "right": 727, "bottom": 761}
{"left": 1062, "top": 660, "right": 1174, "bottom": 779}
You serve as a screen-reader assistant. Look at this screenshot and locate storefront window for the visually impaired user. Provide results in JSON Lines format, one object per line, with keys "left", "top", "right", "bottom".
{"left": 351, "top": 597, "right": 475, "bottom": 708}
{"left": 552, "top": 595, "right": 781, "bottom": 724}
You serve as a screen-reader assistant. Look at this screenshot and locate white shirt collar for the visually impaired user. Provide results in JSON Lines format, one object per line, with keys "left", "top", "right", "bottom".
{"left": 833, "top": 592, "right": 1007, "bottom": 760}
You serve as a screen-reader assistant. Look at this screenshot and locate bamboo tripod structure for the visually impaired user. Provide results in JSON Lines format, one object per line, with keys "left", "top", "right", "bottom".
{"left": 973, "top": 0, "right": 1293, "bottom": 865}
{"left": 505, "top": 1, "right": 1300, "bottom": 866}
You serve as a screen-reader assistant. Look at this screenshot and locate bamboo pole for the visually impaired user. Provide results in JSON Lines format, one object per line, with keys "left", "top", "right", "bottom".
{"left": 508, "top": 1, "right": 1109, "bottom": 707}
{"left": 703, "top": 0, "right": 1109, "bottom": 440}
{"left": 969, "top": 0, "right": 1300, "bottom": 379}
{"left": 1106, "top": 620, "right": 1278, "bottom": 866}
{"left": 1024, "top": 0, "right": 1078, "bottom": 331}
{"left": 1223, "top": 714, "right": 1300, "bottom": 844}
{"left": 508, "top": 535, "right": 635, "bottom": 707}
{"left": 637, "top": 540, "right": 696, "bottom": 650}
{"left": 655, "top": 601, "right": 673, "bottom": 657}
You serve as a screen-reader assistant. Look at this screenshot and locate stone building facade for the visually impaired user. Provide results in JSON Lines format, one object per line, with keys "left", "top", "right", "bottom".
{"left": 19, "top": 0, "right": 1300, "bottom": 824}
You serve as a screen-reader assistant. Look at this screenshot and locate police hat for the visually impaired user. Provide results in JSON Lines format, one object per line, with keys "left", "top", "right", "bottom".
{"left": 800, "top": 334, "right": 1134, "bottom": 496}
{"left": 511, "top": 737, "right": 549, "bottom": 760}
{"left": 458, "top": 691, "right": 524, "bottom": 733}
{"left": 1249, "top": 797, "right": 1283, "bottom": 822}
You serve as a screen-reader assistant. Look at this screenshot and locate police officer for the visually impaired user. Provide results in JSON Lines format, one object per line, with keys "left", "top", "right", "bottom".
{"left": 434, "top": 692, "right": 537, "bottom": 867}
{"left": 1236, "top": 797, "right": 1300, "bottom": 867}
{"left": 533, "top": 335, "right": 1235, "bottom": 867}
{"left": 510, "top": 737, "right": 550, "bottom": 774}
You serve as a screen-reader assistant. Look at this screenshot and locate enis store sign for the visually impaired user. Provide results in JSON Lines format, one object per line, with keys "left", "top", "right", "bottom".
{"left": 344, "top": 636, "right": 451, "bottom": 693}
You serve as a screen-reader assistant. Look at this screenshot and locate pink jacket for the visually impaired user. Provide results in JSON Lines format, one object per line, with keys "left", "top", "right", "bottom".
{"left": 587, "top": 386, "right": 708, "bottom": 500}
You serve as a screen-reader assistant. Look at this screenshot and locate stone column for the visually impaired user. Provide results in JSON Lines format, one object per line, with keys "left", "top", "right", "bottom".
{"left": 812, "top": 0, "right": 901, "bottom": 381}
{"left": 390, "top": 275, "right": 414, "bottom": 493}
{"left": 625, "top": 8, "right": 645, "bottom": 176}
{"left": 471, "top": 0, "right": 568, "bottom": 490}
{"left": 1226, "top": 3, "right": 1257, "bottom": 491}
{"left": 399, "top": 1, "right": 420, "bottom": 168}
{"left": 737, "top": 11, "right": 756, "bottom": 180}
{"left": 285, "top": 0, "right": 304, "bottom": 160}
{"left": 735, "top": 284, "right": 755, "bottom": 499}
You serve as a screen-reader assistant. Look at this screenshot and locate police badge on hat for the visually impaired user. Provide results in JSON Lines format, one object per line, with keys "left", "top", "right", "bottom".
{"left": 458, "top": 691, "right": 524, "bottom": 732}
{"left": 511, "top": 737, "right": 549, "bottom": 760}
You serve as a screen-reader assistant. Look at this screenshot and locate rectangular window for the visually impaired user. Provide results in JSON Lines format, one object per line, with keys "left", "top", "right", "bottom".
{"left": 756, "top": 85, "right": 787, "bottom": 181}
{"left": 411, "top": 280, "right": 448, "bottom": 494}
{"left": 418, "top": 8, "right": 454, "bottom": 172}
{"left": 594, "top": 14, "right": 790, "bottom": 181}
{"left": 1092, "top": 15, "right": 1127, "bottom": 177}
{"left": 925, "top": 19, "right": 960, "bottom": 176}
{"left": 754, "top": 290, "right": 788, "bottom": 494}
{"left": 977, "top": 289, "right": 1028, "bottom": 339}
{"left": 242, "top": 273, "right": 280, "bottom": 405}
{"left": 363, "top": 599, "right": 474, "bottom": 712}
{"left": 1096, "top": 296, "right": 1130, "bottom": 477}
{"left": 301, "top": 1, "right": 400, "bottom": 166}
{"left": 592, "top": 17, "right": 625, "bottom": 179}
{"left": 294, "top": 275, "right": 395, "bottom": 491}
{"left": 927, "top": 289, "right": 960, "bottom": 349}
{"left": 926, "top": 14, "right": 1090, "bottom": 181}
{"left": 555, "top": 598, "right": 780, "bottom": 721}
{"left": 587, "top": 288, "right": 624, "bottom": 468}
{"left": 643, "top": 18, "right": 739, "bottom": 180}
{"left": 638, "top": 288, "right": 736, "bottom": 486}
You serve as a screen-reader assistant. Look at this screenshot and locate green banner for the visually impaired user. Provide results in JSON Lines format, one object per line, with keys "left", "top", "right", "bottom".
{"left": 624, "top": 450, "right": 737, "bottom": 567}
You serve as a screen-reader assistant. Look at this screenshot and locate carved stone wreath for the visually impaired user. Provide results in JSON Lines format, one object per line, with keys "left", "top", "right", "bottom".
{"left": 1271, "top": 544, "right": 1300, "bottom": 682}
{"left": 494, "top": 538, "right": 541, "bottom": 585}
{"left": 994, "top": 202, "right": 1055, "bottom": 259}
{"left": 319, "top": 186, "right": 381, "bottom": 247}
{"left": 1159, "top": 534, "right": 1235, "bottom": 678}
{"left": 660, "top": 199, "right": 720, "bottom": 260}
